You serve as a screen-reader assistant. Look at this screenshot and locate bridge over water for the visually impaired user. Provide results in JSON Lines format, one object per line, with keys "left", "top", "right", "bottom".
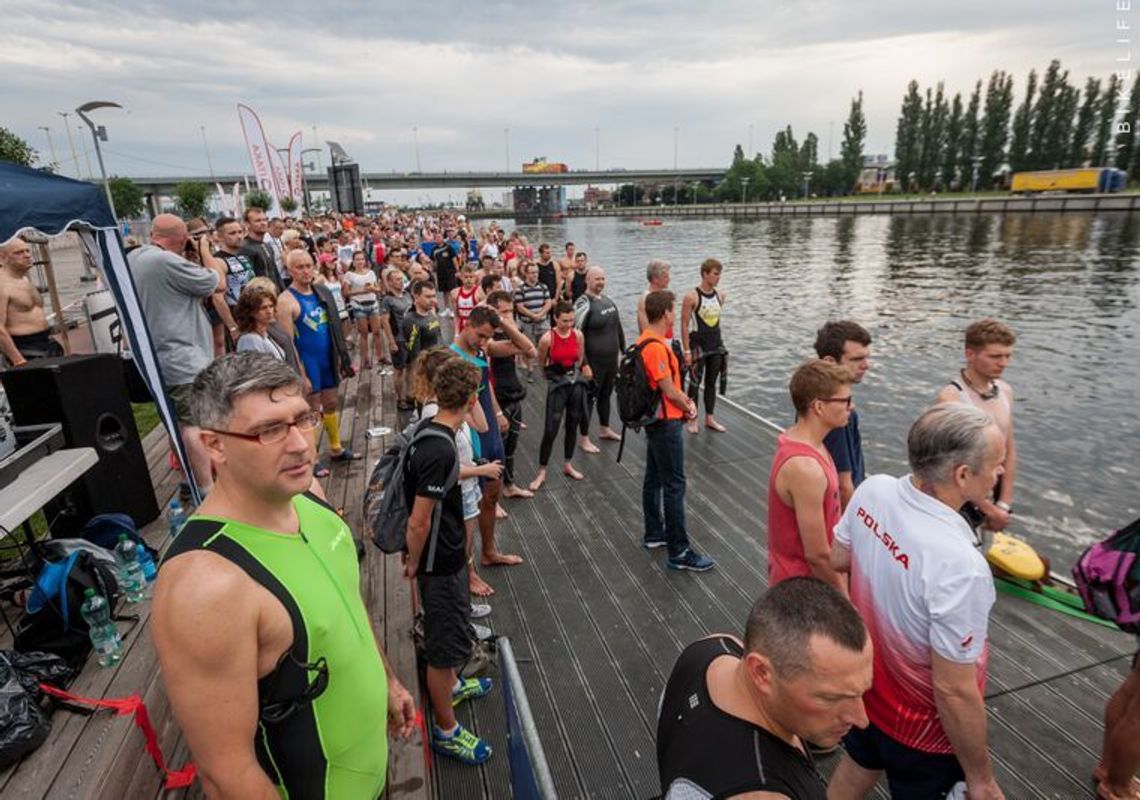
{"left": 129, "top": 167, "right": 726, "bottom": 196}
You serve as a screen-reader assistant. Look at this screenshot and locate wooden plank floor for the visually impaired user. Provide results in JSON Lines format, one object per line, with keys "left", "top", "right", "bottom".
{"left": 434, "top": 379, "right": 1136, "bottom": 800}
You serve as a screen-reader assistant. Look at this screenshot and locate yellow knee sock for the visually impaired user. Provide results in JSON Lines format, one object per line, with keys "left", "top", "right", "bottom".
{"left": 322, "top": 412, "right": 341, "bottom": 451}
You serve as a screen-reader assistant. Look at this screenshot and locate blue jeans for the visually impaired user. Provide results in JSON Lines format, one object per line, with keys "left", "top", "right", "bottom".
{"left": 643, "top": 419, "right": 690, "bottom": 558}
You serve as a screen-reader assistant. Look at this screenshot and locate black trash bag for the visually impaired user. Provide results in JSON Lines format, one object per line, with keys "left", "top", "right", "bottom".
{"left": 0, "top": 649, "right": 69, "bottom": 770}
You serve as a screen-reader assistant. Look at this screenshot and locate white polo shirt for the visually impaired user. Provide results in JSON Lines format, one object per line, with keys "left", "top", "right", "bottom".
{"left": 834, "top": 474, "right": 995, "bottom": 754}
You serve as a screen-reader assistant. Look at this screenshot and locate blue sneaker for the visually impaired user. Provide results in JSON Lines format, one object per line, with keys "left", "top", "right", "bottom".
{"left": 642, "top": 537, "right": 667, "bottom": 550}
{"left": 451, "top": 676, "right": 492, "bottom": 707}
{"left": 431, "top": 722, "right": 493, "bottom": 765}
{"left": 667, "top": 548, "right": 715, "bottom": 572}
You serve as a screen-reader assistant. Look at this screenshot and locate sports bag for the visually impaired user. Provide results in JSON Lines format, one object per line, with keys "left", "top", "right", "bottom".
{"left": 1072, "top": 517, "right": 1140, "bottom": 633}
{"left": 364, "top": 418, "right": 459, "bottom": 572}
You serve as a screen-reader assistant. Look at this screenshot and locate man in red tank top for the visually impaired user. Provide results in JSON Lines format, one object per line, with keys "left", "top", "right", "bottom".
{"left": 767, "top": 360, "right": 851, "bottom": 593}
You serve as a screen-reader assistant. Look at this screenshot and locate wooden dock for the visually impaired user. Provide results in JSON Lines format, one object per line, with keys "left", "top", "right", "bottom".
{"left": 2, "top": 359, "right": 1134, "bottom": 798}
{"left": 444, "top": 382, "right": 1136, "bottom": 799}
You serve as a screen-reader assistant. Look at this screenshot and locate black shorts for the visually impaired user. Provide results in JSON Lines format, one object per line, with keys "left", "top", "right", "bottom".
{"left": 391, "top": 341, "right": 408, "bottom": 370}
{"left": 842, "top": 721, "right": 964, "bottom": 799}
{"left": 438, "top": 268, "right": 457, "bottom": 294}
{"left": 417, "top": 570, "right": 472, "bottom": 669}
{"left": 11, "top": 329, "right": 63, "bottom": 360}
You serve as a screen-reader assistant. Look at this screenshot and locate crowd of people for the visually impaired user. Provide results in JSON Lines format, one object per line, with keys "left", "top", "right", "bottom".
{"left": 2, "top": 203, "right": 1137, "bottom": 800}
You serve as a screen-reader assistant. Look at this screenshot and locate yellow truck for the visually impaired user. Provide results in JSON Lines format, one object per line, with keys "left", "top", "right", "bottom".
{"left": 1010, "top": 168, "right": 1127, "bottom": 194}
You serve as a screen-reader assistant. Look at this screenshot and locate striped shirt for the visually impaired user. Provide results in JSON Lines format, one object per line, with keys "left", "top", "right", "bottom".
{"left": 513, "top": 281, "right": 550, "bottom": 315}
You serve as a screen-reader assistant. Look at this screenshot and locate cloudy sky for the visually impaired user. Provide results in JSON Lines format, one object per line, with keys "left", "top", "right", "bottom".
{"left": 1, "top": 0, "right": 1125, "bottom": 194}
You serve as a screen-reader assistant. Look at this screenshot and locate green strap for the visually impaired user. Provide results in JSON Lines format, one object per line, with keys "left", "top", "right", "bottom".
{"left": 995, "top": 576, "right": 1120, "bottom": 630}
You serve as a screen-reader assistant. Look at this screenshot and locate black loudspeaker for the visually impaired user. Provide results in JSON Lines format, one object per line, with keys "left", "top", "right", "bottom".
{"left": 0, "top": 354, "right": 160, "bottom": 533}
{"left": 328, "top": 163, "right": 363, "bottom": 215}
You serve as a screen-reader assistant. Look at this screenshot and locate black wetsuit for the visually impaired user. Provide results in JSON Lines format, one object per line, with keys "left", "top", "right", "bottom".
{"left": 687, "top": 288, "right": 726, "bottom": 414}
{"left": 570, "top": 269, "right": 588, "bottom": 302}
{"left": 490, "top": 330, "right": 526, "bottom": 488}
{"left": 574, "top": 293, "right": 625, "bottom": 430}
{"left": 658, "top": 636, "right": 827, "bottom": 799}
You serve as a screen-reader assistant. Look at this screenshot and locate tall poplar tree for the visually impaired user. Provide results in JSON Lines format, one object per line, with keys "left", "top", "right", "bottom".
{"left": 1092, "top": 73, "right": 1121, "bottom": 166}
{"left": 840, "top": 90, "right": 867, "bottom": 189}
{"left": 1069, "top": 78, "right": 1101, "bottom": 166}
{"left": 1008, "top": 69, "right": 1037, "bottom": 173}
{"left": 894, "top": 80, "right": 924, "bottom": 191}
{"left": 958, "top": 80, "right": 983, "bottom": 187}
{"left": 1028, "top": 60, "right": 1063, "bottom": 169}
{"left": 942, "top": 93, "right": 964, "bottom": 188}
{"left": 979, "top": 70, "right": 1014, "bottom": 188}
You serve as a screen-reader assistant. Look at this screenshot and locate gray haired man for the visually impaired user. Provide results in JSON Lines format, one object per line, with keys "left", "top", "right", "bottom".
{"left": 828, "top": 403, "right": 1006, "bottom": 800}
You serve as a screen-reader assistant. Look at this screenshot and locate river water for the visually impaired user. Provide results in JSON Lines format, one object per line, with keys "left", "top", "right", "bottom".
{"left": 515, "top": 213, "right": 1140, "bottom": 569}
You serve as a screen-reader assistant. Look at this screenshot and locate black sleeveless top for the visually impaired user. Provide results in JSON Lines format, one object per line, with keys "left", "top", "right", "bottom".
{"left": 489, "top": 330, "right": 526, "bottom": 403}
{"left": 657, "top": 636, "right": 827, "bottom": 800}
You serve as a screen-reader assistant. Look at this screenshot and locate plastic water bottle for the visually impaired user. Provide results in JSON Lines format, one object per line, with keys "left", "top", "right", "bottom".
{"left": 80, "top": 588, "right": 122, "bottom": 667}
{"left": 114, "top": 533, "right": 147, "bottom": 603}
{"left": 136, "top": 542, "right": 157, "bottom": 583}
{"left": 167, "top": 498, "right": 188, "bottom": 540}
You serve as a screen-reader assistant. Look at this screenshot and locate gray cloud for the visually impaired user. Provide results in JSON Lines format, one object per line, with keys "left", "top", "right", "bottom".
{"left": 1, "top": 0, "right": 1121, "bottom": 186}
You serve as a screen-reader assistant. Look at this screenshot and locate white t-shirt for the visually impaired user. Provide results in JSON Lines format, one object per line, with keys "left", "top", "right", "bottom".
{"left": 834, "top": 473, "right": 995, "bottom": 755}
{"left": 343, "top": 269, "right": 378, "bottom": 308}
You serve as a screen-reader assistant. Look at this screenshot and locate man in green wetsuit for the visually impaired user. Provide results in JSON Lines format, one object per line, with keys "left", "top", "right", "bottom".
{"left": 152, "top": 352, "right": 416, "bottom": 799}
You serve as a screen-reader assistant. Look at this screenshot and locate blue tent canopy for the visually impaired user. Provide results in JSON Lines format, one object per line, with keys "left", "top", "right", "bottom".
{"left": 0, "top": 162, "right": 115, "bottom": 242}
{"left": 0, "top": 161, "right": 200, "bottom": 502}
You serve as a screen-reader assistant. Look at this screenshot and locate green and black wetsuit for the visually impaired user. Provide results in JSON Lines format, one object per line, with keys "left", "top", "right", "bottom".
{"left": 164, "top": 492, "right": 389, "bottom": 799}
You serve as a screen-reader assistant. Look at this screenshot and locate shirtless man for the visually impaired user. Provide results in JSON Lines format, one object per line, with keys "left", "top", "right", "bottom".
{"left": 556, "top": 242, "right": 577, "bottom": 302}
{"left": 0, "top": 238, "right": 62, "bottom": 365}
{"left": 935, "top": 319, "right": 1017, "bottom": 532}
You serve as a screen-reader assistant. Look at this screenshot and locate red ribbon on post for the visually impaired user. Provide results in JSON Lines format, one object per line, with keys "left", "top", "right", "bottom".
{"left": 38, "top": 683, "right": 197, "bottom": 789}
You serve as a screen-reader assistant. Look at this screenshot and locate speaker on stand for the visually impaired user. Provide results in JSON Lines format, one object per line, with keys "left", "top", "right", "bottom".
{"left": 0, "top": 353, "right": 160, "bottom": 536}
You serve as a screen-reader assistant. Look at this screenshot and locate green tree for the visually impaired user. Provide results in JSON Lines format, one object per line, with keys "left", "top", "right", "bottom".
{"left": 0, "top": 126, "right": 38, "bottom": 167}
{"left": 174, "top": 181, "right": 210, "bottom": 218}
{"left": 1070, "top": 78, "right": 1100, "bottom": 166}
{"left": 245, "top": 189, "right": 272, "bottom": 211}
{"left": 817, "top": 159, "right": 851, "bottom": 196}
{"left": 717, "top": 149, "right": 768, "bottom": 202}
{"left": 109, "top": 177, "right": 145, "bottom": 219}
{"left": 957, "top": 80, "right": 983, "bottom": 185}
{"left": 279, "top": 196, "right": 299, "bottom": 214}
{"left": 1027, "top": 60, "right": 1064, "bottom": 169}
{"left": 840, "top": 90, "right": 867, "bottom": 191}
{"left": 1091, "top": 72, "right": 1121, "bottom": 166}
{"left": 941, "top": 93, "right": 964, "bottom": 189}
{"left": 1008, "top": 69, "right": 1037, "bottom": 173}
{"left": 978, "top": 70, "right": 1014, "bottom": 188}
{"left": 894, "top": 80, "right": 924, "bottom": 192}
{"left": 918, "top": 83, "right": 948, "bottom": 189}
{"left": 799, "top": 132, "right": 819, "bottom": 173}
{"left": 1114, "top": 74, "right": 1140, "bottom": 173}
{"left": 732, "top": 144, "right": 746, "bottom": 166}
{"left": 1045, "top": 82, "right": 1078, "bottom": 170}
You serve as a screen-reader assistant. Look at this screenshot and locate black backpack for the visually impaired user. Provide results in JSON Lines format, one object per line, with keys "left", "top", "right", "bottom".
{"left": 614, "top": 340, "right": 662, "bottom": 462}
{"left": 14, "top": 550, "right": 121, "bottom": 671}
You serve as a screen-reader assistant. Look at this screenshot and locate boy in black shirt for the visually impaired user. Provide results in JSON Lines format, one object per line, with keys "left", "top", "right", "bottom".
{"left": 404, "top": 357, "right": 493, "bottom": 765}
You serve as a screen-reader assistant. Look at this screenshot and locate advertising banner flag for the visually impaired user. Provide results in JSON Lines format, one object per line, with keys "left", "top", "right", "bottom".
{"left": 286, "top": 131, "right": 304, "bottom": 209}
{"left": 236, "top": 103, "right": 283, "bottom": 217}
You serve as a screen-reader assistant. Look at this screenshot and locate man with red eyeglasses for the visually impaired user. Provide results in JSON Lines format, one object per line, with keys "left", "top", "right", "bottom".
{"left": 767, "top": 360, "right": 851, "bottom": 594}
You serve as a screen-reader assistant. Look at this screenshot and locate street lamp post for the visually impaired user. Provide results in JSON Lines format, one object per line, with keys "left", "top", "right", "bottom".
{"left": 75, "top": 100, "right": 122, "bottom": 219}
{"left": 37, "top": 126, "right": 59, "bottom": 171}
{"left": 58, "top": 112, "right": 80, "bottom": 179}
{"left": 672, "top": 126, "right": 679, "bottom": 206}
{"left": 504, "top": 128, "right": 511, "bottom": 173}
{"left": 594, "top": 127, "right": 600, "bottom": 171}
{"left": 971, "top": 155, "right": 984, "bottom": 194}
{"left": 412, "top": 126, "right": 422, "bottom": 172}
{"left": 741, "top": 176, "right": 751, "bottom": 205}
{"left": 802, "top": 170, "right": 813, "bottom": 199}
